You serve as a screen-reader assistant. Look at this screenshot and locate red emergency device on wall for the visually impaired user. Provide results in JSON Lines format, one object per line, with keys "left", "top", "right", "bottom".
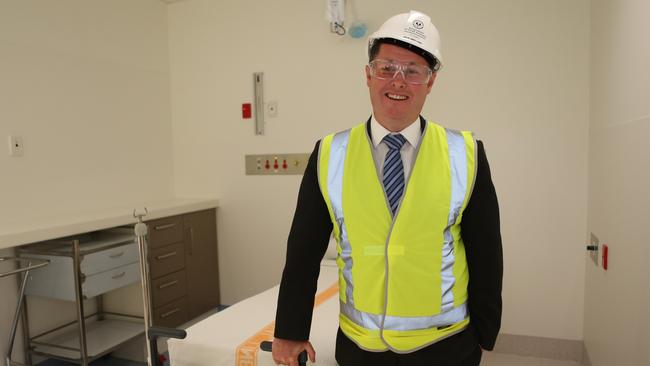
{"left": 242, "top": 103, "right": 252, "bottom": 119}
{"left": 602, "top": 244, "right": 608, "bottom": 270}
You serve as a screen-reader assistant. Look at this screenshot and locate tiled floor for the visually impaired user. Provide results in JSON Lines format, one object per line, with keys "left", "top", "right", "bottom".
{"left": 482, "top": 352, "right": 582, "bottom": 366}
{"left": 38, "top": 352, "right": 582, "bottom": 366}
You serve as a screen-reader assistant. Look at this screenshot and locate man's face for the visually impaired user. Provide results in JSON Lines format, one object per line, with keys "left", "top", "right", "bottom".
{"left": 365, "top": 43, "right": 436, "bottom": 131}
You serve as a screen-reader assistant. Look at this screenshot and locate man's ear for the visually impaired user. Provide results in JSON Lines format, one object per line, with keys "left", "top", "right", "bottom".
{"left": 365, "top": 65, "right": 372, "bottom": 86}
{"left": 426, "top": 72, "right": 437, "bottom": 93}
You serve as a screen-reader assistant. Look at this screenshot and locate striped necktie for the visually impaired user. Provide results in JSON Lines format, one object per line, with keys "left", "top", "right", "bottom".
{"left": 382, "top": 134, "right": 407, "bottom": 216}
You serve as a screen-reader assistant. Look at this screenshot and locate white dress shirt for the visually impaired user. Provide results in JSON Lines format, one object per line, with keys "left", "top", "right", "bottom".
{"left": 370, "top": 116, "right": 422, "bottom": 182}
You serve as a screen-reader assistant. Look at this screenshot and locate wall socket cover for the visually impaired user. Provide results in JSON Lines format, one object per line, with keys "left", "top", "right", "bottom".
{"left": 8, "top": 135, "right": 24, "bottom": 156}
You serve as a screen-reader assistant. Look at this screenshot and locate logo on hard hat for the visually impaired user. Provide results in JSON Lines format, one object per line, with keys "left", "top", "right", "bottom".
{"left": 412, "top": 19, "right": 424, "bottom": 29}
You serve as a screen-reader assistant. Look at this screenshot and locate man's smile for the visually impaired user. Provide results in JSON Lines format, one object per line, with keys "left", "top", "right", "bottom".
{"left": 386, "top": 93, "right": 409, "bottom": 101}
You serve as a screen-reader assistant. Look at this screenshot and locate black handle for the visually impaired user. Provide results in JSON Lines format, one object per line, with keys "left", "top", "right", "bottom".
{"left": 260, "top": 341, "right": 308, "bottom": 366}
{"left": 148, "top": 326, "right": 187, "bottom": 340}
{"left": 148, "top": 326, "right": 187, "bottom": 366}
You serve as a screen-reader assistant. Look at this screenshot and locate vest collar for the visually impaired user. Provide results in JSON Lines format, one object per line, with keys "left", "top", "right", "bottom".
{"left": 365, "top": 115, "right": 427, "bottom": 140}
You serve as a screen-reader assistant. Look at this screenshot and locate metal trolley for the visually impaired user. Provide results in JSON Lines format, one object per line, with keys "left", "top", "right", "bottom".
{"left": 18, "top": 230, "right": 145, "bottom": 365}
{"left": 10, "top": 208, "right": 184, "bottom": 366}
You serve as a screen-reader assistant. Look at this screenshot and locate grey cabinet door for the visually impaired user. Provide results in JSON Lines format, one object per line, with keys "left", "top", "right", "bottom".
{"left": 184, "top": 209, "right": 220, "bottom": 318}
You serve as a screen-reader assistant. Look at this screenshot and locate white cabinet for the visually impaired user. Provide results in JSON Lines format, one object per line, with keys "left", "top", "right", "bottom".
{"left": 23, "top": 230, "right": 140, "bottom": 301}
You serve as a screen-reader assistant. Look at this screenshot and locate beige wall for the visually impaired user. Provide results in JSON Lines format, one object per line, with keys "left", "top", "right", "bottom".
{"left": 0, "top": 1, "right": 171, "bottom": 364}
{"left": 168, "top": 0, "right": 590, "bottom": 341}
{"left": 0, "top": 0, "right": 173, "bottom": 223}
{"left": 585, "top": 0, "right": 650, "bottom": 365}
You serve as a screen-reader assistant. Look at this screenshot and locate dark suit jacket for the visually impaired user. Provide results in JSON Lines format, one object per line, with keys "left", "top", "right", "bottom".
{"left": 274, "top": 118, "right": 503, "bottom": 360}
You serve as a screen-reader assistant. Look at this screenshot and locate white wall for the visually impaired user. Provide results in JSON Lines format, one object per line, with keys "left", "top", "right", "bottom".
{"left": 168, "top": 0, "right": 590, "bottom": 341}
{"left": 585, "top": 0, "right": 650, "bottom": 365}
{"left": 0, "top": 1, "right": 171, "bottom": 364}
{"left": 0, "top": 0, "right": 173, "bottom": 223}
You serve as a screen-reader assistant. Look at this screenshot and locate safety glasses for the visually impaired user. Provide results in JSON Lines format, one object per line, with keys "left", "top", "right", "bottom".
{"left": 368, "top": 59, "right": 433, "bottom": 84}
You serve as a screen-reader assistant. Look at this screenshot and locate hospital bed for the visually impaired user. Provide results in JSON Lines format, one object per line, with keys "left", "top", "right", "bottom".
{"left": 167, "top": 259, "right": 340, "bottom": 366}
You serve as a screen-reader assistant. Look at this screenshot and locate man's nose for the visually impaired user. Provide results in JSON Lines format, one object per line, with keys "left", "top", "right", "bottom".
{"left": 391, "top": 70, "right": 408, "bottom": 86}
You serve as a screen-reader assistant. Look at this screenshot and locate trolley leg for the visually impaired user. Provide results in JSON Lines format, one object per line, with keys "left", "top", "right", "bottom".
{"left": 1, "top": 256, "right": 49, "bottom": 366}
{"left": 5, "top": 268, "right": 30, "bottom": 366}
{"left": 21, "top": 297, "right": 33, "bottom": 366}
{"left": 72, "top": 240, "right": 89, "bottom": 366}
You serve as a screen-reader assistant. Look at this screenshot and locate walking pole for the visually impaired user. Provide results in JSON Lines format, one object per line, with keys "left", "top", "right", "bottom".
{"left": 134, "top": 208, "right": 154, "bottom": 366}
{"left": 133, "top": 208, "right": 186, "bottom": 366}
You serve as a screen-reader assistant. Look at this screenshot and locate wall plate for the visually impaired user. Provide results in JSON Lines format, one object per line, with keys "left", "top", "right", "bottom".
{"left": 245, "top": 153, "right": 310, "bottom": 175}
{"left": 589, "top": 232, "right": 599, "bottom": 266}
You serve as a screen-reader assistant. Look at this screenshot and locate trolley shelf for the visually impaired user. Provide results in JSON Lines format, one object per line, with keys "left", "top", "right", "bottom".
{"left": 31, "top": 315, "right": 144, "bottom": 361}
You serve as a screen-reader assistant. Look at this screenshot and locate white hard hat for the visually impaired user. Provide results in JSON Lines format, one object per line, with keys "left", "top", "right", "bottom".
{"left": 368, "top": 10, "right": 443, "bottom": 71}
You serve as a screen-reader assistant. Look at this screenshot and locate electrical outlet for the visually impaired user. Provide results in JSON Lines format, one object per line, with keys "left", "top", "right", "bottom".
{"left": 8, "top": 135, "right": 24, "bottom": 157}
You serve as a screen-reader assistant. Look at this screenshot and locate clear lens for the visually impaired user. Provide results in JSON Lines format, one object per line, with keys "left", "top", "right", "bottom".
{"left": 369, "top": 60, "right": 432, "bottom": 84}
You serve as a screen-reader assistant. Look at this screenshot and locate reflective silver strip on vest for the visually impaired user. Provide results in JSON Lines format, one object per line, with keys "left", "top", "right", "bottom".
{"left": 328, "top": 130, "right": 354, "bottom": 307}
{"left": 341, "top": 301, "right": 468, "bottom": 331}
{"left": 328, "top": 126, "right": 469, "bottom": 332}
{"left": 440, "top": 129, "right": 469, "bottom": 313}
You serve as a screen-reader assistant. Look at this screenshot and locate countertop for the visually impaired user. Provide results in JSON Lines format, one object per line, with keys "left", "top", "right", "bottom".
{"left": 0, "top": 197, "right": 219, "bottom": 250}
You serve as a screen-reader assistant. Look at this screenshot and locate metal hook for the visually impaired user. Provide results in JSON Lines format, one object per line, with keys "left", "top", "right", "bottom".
{"left": 133, "top": 207, "right": 149, "bottom": 223}
{"left": 331, "top": 22, "right": 346, "bottom": 36}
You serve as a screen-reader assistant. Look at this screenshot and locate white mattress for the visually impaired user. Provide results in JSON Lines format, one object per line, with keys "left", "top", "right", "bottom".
{"left": 168, "top": 261, "right": 340, "bottom": 365}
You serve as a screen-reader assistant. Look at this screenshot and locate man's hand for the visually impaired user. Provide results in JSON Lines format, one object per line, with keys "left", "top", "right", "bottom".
{"left": 271, "top": 337, "right": 316, "bottom": 366}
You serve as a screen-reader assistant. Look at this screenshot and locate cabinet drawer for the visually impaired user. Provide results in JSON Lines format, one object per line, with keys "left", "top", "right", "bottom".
{"left": 151, "top": 270, "right": 187, "bottom": 307}
{"left": 83, "top": 262, "right": 141, "bottom": 299}
{"left": 81, "top": 243, "right": 139, "bottom": 276}
{"left": 24, "top": 252, "right": 140, "bottom": 301}
{"left": 147, "top": 216, "right": 183, "bottom": 248}
{"left": 149, "top": 242, "right": 185, "bottom": 279}
{"left": 153, "top": 297, "right": 189, "bottom": 327}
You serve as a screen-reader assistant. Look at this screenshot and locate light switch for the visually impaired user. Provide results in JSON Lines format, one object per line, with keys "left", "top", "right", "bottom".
{"left": 587, "top": 233, "right": 599, "bottom": 266}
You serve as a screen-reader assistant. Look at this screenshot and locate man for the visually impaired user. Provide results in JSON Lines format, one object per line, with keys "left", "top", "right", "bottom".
{"left": 273, "top": 10, "right": 502, "bottom": 366}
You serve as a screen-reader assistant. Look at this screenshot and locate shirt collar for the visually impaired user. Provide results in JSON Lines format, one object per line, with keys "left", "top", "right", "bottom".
{"left": 370, "top": 116, "right": 421, "bottom": 148}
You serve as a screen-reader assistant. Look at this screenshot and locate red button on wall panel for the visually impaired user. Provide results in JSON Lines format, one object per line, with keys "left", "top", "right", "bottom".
{"left": 242, "top": 103, "right": 252, "bottom": 119}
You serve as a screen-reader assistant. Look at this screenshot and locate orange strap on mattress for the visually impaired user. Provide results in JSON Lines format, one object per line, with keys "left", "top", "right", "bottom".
{"left": 235, "top": 283, "right": 339, "bottom": 366}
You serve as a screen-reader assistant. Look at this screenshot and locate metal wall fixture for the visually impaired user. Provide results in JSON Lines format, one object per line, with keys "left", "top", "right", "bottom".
{"left": 245, "top": 153, "right": 311, "bottom": 175}
{"left": 254, "top": 72, "right": 264, "bottom": 135}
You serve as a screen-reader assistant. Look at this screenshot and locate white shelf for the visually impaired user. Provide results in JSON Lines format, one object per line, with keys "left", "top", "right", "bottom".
{"left": 32, "top": 316, "right": 144, "bottom": 360}
{"left": 0, "top": 197, "right": 219, "bottom": 249}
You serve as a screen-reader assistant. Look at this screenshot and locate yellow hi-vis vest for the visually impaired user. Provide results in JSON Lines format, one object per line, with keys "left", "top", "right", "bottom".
{"left": 317, "top": 121, "right": 477, "bottom": 353}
